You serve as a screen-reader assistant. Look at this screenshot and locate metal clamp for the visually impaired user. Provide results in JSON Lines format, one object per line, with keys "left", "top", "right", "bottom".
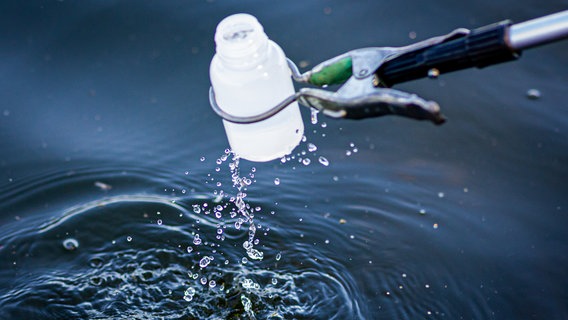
{"left": 209, "top": 28, "right": 471, "bottom": 125}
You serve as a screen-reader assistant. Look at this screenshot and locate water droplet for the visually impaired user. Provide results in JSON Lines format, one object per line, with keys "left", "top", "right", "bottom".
{"left": 302, "top": 158, "right": 311, "bottom": 166}
{"left": 209, "top": 280, "right": 217, "bottom": 288}
{"left": 183, "top": 287, "right": 196, "bottom": 301}
{"left": 126, "top": 236, "right": 133, "bottom": 242}
{"left": 193, "top": 234, "right": 202, "bottom": 245}
{"left": 187, "top": 246, "right": 193, "bottom": 253}
{"left": 200, "top": 156, "right": 205, "bottom": 162}
{"left": 275, "top": 252, "right": 282, "bottom": 261}
{"left": 526, "top": 88, "right": 541, "bottom": 99}
{"left": 324, "top": 239, "right": 330, "bottom": 244}
{"left": 321, "top": 122, "right": 327, "bottom": 128}
{"left": 242, "top": 257, "right": 248, "bottom": 264}
{"left": 157, "top": 219, "right": 163, "bottom": 225}
{"left": 346, "top": 150, "right": 352, "bottom": 156}
{"left": 216, "top": 159, "right": 222, "bottom": 165}
{"left": 215, "top": 211, "right": 222, "bottom": 219}
{"left": 192, "top": 204, "right": 201, "bottom": 213}
{"left": 271, "top": 278, "right": 278, "bottom": 285}
{"left": 310, "top": 108, "right": 319, "bottom": 124}
{"left": 307, "top": 143, "right": 317, "bottom": 152}
{"left": 273, "top": 178, "right": 280, "bottom": 185}
{"left": 438, "top": 192, "right": 445, "bottom": 198}
{"left": 199, "top": 256, "right": 213, "bottom": 268}
{"left": 200, "top": 277, "right": 207, "bottom": 285}
{"left": 62, "top": 238, "right": 79, "bottom": 251}
{"left": 318, "top": 156, "right": 329, "bottom": 166}
{"left": 433, "top": 223, "right": 439, "bottom": 229}
{"left": 215, "top": 167, "right": 220, "bottom": 172}
{"left": 241, "top": 294, "right": 253, "bottom": 312}
{"left": 419, "top": 209, "right": 426, "bottom": 215}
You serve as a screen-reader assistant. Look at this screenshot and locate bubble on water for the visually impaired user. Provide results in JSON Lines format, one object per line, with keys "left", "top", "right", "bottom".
{"left": 216, "top": 159, "right": 222, "bottom": 165}
{"left": 324, "top": 239, "right": 330, "bottom": 244}
{"left": 302, "top": 158, "right": 311, "bottom": 166}
{"left": 192, "top": 204, "right": 201, "bottom": 214}
{"left": 318, "top": 156, "right": 329, "bottom": 166}
{"left": 157, "top": 219, "right": 163, "bottom": 225}
{"left": 215, "top": 167, "right": 220, "bottom": 172}
{"left": 438, "top": 192, "right": 445, "bottom": 198}
{"left": 199, "top": 256, "right": 213, "bottom": 268}
{"left": 321, "top": 122, "right": 327, "bottom": 128}
{"left": 186, "top": 246, "right": 193, "bottom": 253}
{"left": 193, "top": 234, "right": 202, "bottom": 245}
{"left": 209, "top": 280, "right": 217, "bottom": 288}
{"left": 346, "top": 150, "right": 352, "bottom": 156}
{"left": 200, "top": 156, "right": 205, "bottom": 162}
{"left": 274, "top": 178, "right": 280, "bottom": 185}
{"left": 242, "top": 257, "right": 248, "bottom": 264}
{"left": 275, "top": 252, "right": 282, "bottom": 261}
{"left": 301, "top": 135, "right": 307, "bottom": 142}
{"left": 200, "top": 277, "right": 208, "bottom": 285}
{"left": 349, "top": 142, "right": 355, "bottom": 147}
{"left": 307, "top": 143, "right": 317, "bottom": 152}
{"left": 62, "top": 238, "right": 79, "bottom": 251}
{"left": 271, "top": 278, "right": 278, "bottom": 285}
{"left": 126, "top": 236, "right": 133, "bottom": 242}
{"left": 215, "top": 211, "right": 222, "bottom": 219}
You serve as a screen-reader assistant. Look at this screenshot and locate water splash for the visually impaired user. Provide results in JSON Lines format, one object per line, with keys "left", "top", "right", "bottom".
{"left": 228, "top": 154, "right": 264, "bottom": 261}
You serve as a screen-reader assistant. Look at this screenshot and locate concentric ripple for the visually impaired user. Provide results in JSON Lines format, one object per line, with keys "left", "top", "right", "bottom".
{"left": 0, "top": 166, "right": 364, "bottom": 319}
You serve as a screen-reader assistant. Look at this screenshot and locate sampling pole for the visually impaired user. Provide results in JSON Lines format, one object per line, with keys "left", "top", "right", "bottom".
{"left": 376, "top": 10, "right": 568, "bottom": 86}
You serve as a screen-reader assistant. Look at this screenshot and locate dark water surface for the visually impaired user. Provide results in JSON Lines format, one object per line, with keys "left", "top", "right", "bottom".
{"left": 1, "top": 1, "right": 568, "bottom": 319}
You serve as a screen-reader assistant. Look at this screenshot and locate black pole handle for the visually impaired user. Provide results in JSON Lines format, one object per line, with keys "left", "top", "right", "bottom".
{"left": 376, "top": 21, "right": 521, "bottom": 87}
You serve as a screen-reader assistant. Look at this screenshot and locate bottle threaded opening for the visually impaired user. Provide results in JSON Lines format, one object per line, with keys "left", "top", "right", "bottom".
{"left": 214, "top": 14, "right": 269, "bottom": 66}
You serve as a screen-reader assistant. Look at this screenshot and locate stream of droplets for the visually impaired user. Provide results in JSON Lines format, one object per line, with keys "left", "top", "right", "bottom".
{"left": 183, "top": 119, "right": 360, "bottom": 316}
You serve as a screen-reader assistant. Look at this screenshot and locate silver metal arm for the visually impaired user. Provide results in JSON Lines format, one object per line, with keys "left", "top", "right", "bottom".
{"left": 509, "top": 10, "right": 568, "bottom": 50}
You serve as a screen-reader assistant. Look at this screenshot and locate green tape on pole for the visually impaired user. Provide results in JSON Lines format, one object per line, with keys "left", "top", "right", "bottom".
{"left": 308, "top": 57, "right": 353, "bottom": 86}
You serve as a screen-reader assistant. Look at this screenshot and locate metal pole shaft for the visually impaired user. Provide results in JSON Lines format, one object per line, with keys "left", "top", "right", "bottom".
{"left": 509, "top": 10, "right": 568, "bottom": 50}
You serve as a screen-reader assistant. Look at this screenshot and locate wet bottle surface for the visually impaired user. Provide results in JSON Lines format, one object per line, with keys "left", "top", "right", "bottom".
{"left": 210, "top": 13, "right": 304, "bottom": 162}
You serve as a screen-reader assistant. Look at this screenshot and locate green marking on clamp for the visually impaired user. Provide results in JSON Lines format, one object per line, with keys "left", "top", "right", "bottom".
{"left": 308, "top": 57, "right": 353, "bottom": 86}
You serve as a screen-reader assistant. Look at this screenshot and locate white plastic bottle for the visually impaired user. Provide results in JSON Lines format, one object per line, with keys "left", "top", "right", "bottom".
{"left": 210, "top": 13, "right": 304, "bottom": 162}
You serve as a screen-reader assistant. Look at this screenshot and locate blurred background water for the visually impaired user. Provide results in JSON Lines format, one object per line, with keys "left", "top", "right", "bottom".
{"left": 1, "top": 0, "right": 567, "bottom": 319}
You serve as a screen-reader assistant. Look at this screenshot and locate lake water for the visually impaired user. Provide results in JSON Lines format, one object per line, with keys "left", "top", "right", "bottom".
{"left": 1, "top": 1, "right": 567, "bottom": 319}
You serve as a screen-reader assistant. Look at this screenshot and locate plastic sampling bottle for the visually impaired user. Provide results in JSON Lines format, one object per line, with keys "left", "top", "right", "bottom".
{"left": 210, "top": 13, "right": 304, "bottom": 162}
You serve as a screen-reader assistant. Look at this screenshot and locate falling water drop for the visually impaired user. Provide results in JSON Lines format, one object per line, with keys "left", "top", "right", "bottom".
{"left": 310, "top": 108, "right": 319, "bottom": 124}
{"left": 307, "top": 143, "right": 317, "bottom": 152}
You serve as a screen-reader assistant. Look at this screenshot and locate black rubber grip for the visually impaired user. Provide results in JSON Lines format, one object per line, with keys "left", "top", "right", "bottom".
{"left": 376, "top": 21, "right": 521, "bottom": 86}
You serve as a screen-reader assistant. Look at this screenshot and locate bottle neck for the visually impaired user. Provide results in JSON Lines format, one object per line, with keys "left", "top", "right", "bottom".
{"left": 214, "top": 13, "right": 270, "bottom": 70}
